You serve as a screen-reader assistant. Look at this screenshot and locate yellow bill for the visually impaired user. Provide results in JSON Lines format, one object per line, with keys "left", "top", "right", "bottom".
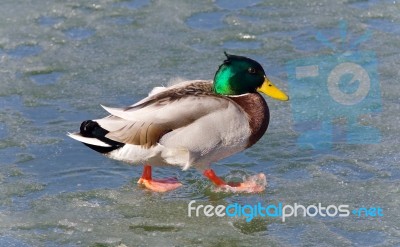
{"left": 257, "top": 76, "right": 289, "bottom": 101}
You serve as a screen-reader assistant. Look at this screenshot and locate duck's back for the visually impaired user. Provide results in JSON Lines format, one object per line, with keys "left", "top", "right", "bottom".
{"left": 69, "top": 80, "right": 269, "bottom": 170}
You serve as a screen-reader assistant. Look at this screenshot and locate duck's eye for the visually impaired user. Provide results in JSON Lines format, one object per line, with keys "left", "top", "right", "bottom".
{"left": 248, "top": 67, "right": 256, "bottom": 74}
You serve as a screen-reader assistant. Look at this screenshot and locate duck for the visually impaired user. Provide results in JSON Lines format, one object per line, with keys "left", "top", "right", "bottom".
{"left": 68, "top": 52, "right": 289, "bottom": 193}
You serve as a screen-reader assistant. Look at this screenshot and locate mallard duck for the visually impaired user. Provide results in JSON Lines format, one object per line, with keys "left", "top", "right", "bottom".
{"left": 68, "top": 52, "right": 288, "bottom": 193}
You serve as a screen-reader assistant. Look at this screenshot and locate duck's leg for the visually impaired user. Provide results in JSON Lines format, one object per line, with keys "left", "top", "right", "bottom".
{"left": 137, "top": 165, "right": 182, "bottom": 192}
{"left": 203, "top": 169, "right": 266, "bottom": 193}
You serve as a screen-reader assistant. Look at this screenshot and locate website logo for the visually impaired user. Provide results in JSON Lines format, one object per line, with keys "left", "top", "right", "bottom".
{"left": 286, "top": 21, "right": 381, "bottom": 150}
{"left": 188, "top": 200, "right": 383, "bottom": 222}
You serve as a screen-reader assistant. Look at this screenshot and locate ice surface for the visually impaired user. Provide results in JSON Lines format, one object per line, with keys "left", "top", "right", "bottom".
{"left": 0, "top": 0, "right": 399, "bottom": 246}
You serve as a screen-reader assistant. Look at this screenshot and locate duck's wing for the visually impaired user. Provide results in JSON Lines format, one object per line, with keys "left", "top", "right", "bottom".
{"left": 93, "top": 81, "right": 235, "bottom": 148}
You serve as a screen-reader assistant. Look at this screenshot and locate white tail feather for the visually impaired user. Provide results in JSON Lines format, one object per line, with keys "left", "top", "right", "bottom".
{"left": 67, "top": 132, "right": 111, "bottom": 147}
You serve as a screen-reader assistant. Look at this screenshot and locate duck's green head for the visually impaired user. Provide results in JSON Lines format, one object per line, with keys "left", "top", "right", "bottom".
{"left": 213, "top": 52, "right": 289, "bottom": 101}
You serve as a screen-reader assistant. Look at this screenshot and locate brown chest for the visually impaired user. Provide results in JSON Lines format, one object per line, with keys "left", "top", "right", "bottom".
{"left": 229, "top": 93, "right": 270, "bottom": 148}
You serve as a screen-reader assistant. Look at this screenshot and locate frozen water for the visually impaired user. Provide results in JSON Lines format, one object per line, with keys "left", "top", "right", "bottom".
{"left": 222, "top": 40, "right": 263, "bottom": 50}
{"left": 0, "top": 0, "right": 399, "bottom": 246}
{"left": 29, "top": 71, "right": 63, "bottom": 85}
{"left": 64, "top": 28, "right": 96, "bottom": 40}
{"left": 186, "top": 11, "right": 227, "bottom": 30}
{"left": 7, "top": 45, "right": 42, "bottom": 58}
{"left": 215, "top": 0, "right": 262, "bottom": 10}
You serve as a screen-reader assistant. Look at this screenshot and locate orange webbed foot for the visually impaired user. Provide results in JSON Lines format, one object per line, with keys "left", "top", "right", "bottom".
{"left": 219, "top": 173, "right": 266, "bottom": 193}
{"left": 137, "top": 165, "right": 182, "bottom": 192}
{"left": 203, "top": 169, "right": 266, "bottom": 193}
